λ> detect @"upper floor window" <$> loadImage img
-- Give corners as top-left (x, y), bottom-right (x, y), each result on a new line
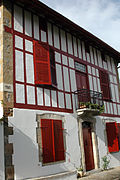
top-left (99, 70), bottom-right (111, 100)
top-left (85, 42), bottom-right (90, 54)
top-left (39, 18), bottom-right (47, 32)
top-left (33, 40), bottom-right (57, 87)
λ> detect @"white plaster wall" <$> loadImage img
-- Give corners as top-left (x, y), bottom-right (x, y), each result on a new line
top-left (15, 50), bottom-right (24, 82)
top-left (56, 64), bottom-right (63, 90)
top-left (25, 11), bottom-right (32, 37)
top-left (63, 67), bottom-right (70, 92)
top-left (41, 30), bottom-right (47, 42)
top-left (73, 37), bottom-right (77, 57)
top-left (60, 30), bottom-right (67, 52)
top-left (16, 83), bottom-right (25, 104)
top-left (78, 39), bottom-right (82, 59)
top-left (33, 15), bottom-right (39, 40)
top-left (47, 23), bottom-right (53, 46)
top-left (53, 26), bottom-right (60, 49)
top-left (14, 5), bottom-right (23, 33)
top-left (0, 123), bottom-right (4, 180)
top-left (81, 42), bottom-right (86, 61)
top-left (67, 33), bottom-right (73, 55)
top-left (9, 108), bottom-right (80, 180)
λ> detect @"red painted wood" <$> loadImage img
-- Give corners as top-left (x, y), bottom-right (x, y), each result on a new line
top-left (106, 122), bottom-right (119, 153)
top-left (99, 70), bottom-right (111, 100)
top-left (82, 124), bottom-right (95, 171)
top-left (33, 40), bottom-right (51, 85)
top-left (117, 123), bottom-right (120, 149)
top-left (41, 119), bottom-right (54, 163)
top-left (53, 120), bottom-right (65, 161)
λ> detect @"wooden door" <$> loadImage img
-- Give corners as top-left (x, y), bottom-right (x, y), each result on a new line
top-left (76, 72), bottom-right (88, 90)
top-left (82, 122), bottom-right (95, 171)
top-left (76, 72), bottom-right (89, 102)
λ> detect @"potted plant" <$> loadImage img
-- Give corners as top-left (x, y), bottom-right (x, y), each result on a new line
top-left (77, 166), bottom-right (84, 178)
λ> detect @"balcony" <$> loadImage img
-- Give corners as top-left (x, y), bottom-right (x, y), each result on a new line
top-left (74, 89), bottom-right (104, 117)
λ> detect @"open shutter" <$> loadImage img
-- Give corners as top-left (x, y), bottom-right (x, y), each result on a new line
top-left (33, 41), bottom-right (51, 85)
top-left (50, 49), bottom-right (57, 87)
top-left (41, 119), bottom-right (54, 163)
top-left (117, 123), bottom-right (120, 149)
top-left (53, 120), bottom-right (65, 161)
top-left (106, 122), bottom-right (119, 153)
top-left (99, 70), bottom-right (111, 100)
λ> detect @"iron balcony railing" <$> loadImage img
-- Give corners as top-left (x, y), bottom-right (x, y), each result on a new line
top-left (74, 89), bottom-right (104, 110)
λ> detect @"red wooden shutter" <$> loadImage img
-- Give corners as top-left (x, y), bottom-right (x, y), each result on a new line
top-left (99, 70), bottom-right (111, 100)
top-left (117, 123), bottom-right (120, 149)
top-left (33, 41), bottom-right (51, 85)
top-left (106, 122), bottom-right (119, 153)
top-left (53, 120), bottom-right (65, 161)
top-left (41, 119), bottom-right (54, 163)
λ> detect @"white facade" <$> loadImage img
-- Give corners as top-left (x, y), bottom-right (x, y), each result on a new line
top-left (2, 2), bottom-right (120, 180)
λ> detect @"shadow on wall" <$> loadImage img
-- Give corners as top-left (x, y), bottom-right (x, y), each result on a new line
top-left (12, 126), bottom-right (71, 180)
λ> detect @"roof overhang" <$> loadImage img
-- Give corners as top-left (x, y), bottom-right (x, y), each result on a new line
top-left (9, 0), bottom-right (120, 62)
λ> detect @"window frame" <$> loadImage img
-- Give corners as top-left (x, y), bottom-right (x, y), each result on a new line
top-left (36, 115), bottom-right (66, 165)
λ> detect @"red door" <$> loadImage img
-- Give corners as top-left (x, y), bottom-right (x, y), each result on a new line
top-left (82, 122), bottom-right (95, 171)
top-left (76, 72), bottom-right (88, 90)
top-left (76, 72), bottom-right (89, 102)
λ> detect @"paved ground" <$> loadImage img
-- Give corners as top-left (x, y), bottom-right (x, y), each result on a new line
top-left (79, 166), bottom-right (120, 180)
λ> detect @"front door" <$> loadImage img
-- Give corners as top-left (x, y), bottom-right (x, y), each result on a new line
top-left (82, 122), bottom-right (95, 171)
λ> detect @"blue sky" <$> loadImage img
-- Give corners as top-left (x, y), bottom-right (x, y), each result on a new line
top-left (40, 0), bottom-right (120, 52)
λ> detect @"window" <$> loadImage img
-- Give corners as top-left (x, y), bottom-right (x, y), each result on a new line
top-left (39, 18), bottom-right (47, 32)
top-left (37, 119), bottom-right (65, 164)
top-left (101, 52), bottom-right (106, 62)
top-left (106, 122), bottom-right (119, 153)
top-left (85, 42), bottom-right (90, 53)
top-left (99, 70), bottom-right (111, 100)
top-left (33, 41), bottom-right (57, 87)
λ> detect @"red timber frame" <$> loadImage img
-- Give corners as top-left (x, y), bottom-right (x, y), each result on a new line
top-left (4, 3), bottom-right (120, 117)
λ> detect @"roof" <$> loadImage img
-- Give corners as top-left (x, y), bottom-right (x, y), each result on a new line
top-left (11, 0), bottom-right (120, 62)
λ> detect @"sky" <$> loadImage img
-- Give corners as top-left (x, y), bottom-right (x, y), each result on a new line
top-left (39, 0), bottom-right (120, 52)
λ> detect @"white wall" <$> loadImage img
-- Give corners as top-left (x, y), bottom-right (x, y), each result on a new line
top-left (9, 108), bottom-right (80, 180)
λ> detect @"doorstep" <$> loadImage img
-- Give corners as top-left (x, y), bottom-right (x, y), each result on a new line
top-left (24, 170), bottom-right (77, 180)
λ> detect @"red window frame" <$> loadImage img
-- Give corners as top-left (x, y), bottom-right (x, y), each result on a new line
top-left (33, 40), bottom-right (57, 87)
top-left (99, 70), bottom-right (111, 101)
top-left (41, 119), bottom-right (65, 164)
top-left (106, 122), bottom-right (119, 153)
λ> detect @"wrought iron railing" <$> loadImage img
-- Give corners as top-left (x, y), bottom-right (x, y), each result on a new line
top-left (74, 89), bottom-right (103, 110)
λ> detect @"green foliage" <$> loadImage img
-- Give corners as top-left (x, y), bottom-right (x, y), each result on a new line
top-left (102, 155), bottom-right (110, 170)
top-left (79, 101), bottom-right (104, 114)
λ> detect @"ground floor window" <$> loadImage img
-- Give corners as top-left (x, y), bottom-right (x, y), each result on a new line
top-left (106, 122), bottom-right (120, 153)
top-left (37, 117), bottom-right (65, 164)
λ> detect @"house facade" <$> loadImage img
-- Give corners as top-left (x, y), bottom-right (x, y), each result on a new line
top-left (0, 0), bottom-right (120, 180)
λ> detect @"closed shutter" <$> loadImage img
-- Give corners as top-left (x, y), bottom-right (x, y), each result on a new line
top-left (117, 123), bottom-right (120, 149)
top-left (106, 122), bottom-right (119, 153)
top-left (41, 119), bottom-right (54, 163)
top-left (53, 120), bottom-right (65, 161)
top-left (33, 41), bottom-right (51, 85)
top-left (99, 70), bottom-right (111, 100)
